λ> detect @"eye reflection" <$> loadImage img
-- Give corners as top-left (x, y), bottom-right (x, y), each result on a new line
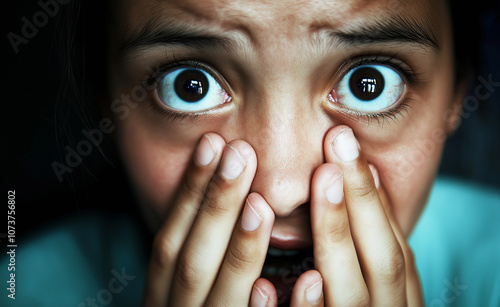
top-left (350, 67), bottom-right (385, 101)
top-left (335, 64), bottom-right (405, 113)
top-left (174, 69), bottom-right (209, 102)
top-left (157, 67), bottom-right (228, 112)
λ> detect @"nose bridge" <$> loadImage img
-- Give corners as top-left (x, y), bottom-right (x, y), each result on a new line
top-left (240, 91), bottom-right (327, 217)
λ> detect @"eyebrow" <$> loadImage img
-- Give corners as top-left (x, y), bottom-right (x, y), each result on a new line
top-left (119, 14), bottom-right (439, 57)
top-left (119, 20), bottom-right (234, 56)
top-left (329, 15), bottom-right (439, 50)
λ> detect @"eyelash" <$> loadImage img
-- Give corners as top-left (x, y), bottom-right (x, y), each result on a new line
top-left (332, 55), bottom-right (423, 123)
top-left (342, 55), bottom-right (423, 86)
top-left (143, 58), bottom-right (210, 123)
top-left (144, 55), bottom-right (422, 124)
top-left (340, 97), bottom-right (414, 126)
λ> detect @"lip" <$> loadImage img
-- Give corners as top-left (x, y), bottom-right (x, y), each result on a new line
top-left (269, 234), bottom-right (312, 250)
top-left (269, 207), bottom-right (313, 250)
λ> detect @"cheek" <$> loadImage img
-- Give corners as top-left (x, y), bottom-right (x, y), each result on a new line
top-left (360, 51), bottom-right (456, 236)
top-left (116, 116), bottom-right (194, 221)
top-left (371, 139), bottom-right (443, 237)
top-left (362, 93), bottom-right (453, 236)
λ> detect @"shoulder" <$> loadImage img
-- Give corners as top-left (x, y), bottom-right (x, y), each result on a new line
top-left (0, 210), bottom-right (149, 306)
top-left (410, 176), bottom-right (500, 307)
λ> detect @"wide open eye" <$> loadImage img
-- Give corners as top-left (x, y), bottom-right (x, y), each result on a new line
top-left (334, 65), bottom-right (405, 113)
top-left (157, 67), bottom-right (229, 112)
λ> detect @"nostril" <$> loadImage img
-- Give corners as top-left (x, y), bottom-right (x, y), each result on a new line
top-left (270, 201), bottom-right (310, 218)
top-left (287, 202), bottom-right (310, 218)
top-left (270, 203), bottom-right (313, 250)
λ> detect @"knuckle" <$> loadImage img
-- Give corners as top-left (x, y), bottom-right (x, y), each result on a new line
top-left (200, 196), bottom-right (232, 218)
top-left (341, 286), bottom-right (370, 307)
top-left (199, 179), bottom-right (233, 218)
top-left (175, 252), bottom-right (206, 291)
top-left (351, 184), bottom-right (378, 200)
top-left (203, 176), bottom-right (225, 200)
top-left (325, 218), bottom-right (350, 244)
top-left (355, 294), bottom-right (370, 307)
top-left (376, 247), bottom-right (406, 284)
top-left (181, 179), bottom-right (201, 200)
top-left (151, 236), bottom-right (177, 270)
top-left (225, 241), bottom-right (256, 274)
top-left (205, 301), bottom-right (232, 307)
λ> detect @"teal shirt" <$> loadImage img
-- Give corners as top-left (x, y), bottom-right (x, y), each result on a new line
top-left (1, 177), bottom-right (499, 306)
top-left (0, 212), bottom-right (148, 307)
top-left (409, 177), bottom-right (500, 306)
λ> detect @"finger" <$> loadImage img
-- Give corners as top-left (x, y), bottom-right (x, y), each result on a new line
top-left (325, 126), bottom-right (407, 306)
top-left (251, 278), bottom-right (278, 307)
top-left (290, 270), bottom-right (324, 307)
top-left (375, 171), bottom-right (424, 307)
top-left (310, 163), bottom-right (369, 306)
top-left (403, 245), bottom-right (424, 307)
top-left (143, 133), bottom-right (225, 307)
top-left (169, 140), bottom-right (258, 306)
top-left (206, 193), bottom-right (275, 306)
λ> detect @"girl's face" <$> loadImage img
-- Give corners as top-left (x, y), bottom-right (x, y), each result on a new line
top-left (107, 0), bottom-right (462, 237)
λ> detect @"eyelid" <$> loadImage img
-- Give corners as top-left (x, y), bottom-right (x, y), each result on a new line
top-left (328, 56), bottom-right (416, 123)
top-left (334, 55), bottom-right (420, 86)
top-left (329, 83), bottom-right (408, 115)
top-left (148, 60), bottom-right (233, 117)
top-left (335, 97), bottom-right (414, 125)
top-left (148, 60), bottom-right (232, 92)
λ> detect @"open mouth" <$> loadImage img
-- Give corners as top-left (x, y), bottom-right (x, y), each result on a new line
top-left (261, 246), bottom-right (315, 306)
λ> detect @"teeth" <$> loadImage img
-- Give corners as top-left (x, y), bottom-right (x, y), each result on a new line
top-left (267, 247), bottom-right (300, 257)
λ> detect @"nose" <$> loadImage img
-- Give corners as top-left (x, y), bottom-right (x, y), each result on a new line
top-left (234, 93), bottom-right (332, 217)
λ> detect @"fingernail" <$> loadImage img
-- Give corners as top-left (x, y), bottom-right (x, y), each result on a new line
top-left (241, 199), bottom-right (262, 231)
top-left (332, 129), bottom-right (359, 162)
top-left (195, 135), bottom-right (216, 166)
top-left (369, 164), bottom-right (380, 189)
top-left (305, 279), bottom-right (323, 305)
top-left (251, 284), bottom-right (268, 307)
top-left (325, 173), bottom-right (343, 204)
top-left (220, 144), bottom-right (246, 180)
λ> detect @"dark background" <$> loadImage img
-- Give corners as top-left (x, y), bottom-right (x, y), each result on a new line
top-left (1, 1), bottom-right (500, 245)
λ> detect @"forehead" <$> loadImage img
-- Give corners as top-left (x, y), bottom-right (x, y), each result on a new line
top-left (112, 0), bottom-right (439, 41)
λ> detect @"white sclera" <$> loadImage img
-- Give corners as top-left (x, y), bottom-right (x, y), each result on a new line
top-left (336, 64), bottom-right (405, 113)
top-left (158, 67), bottom-right (225, 112)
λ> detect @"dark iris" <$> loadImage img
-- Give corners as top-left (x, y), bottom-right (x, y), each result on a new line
top-left (174, 69), bottom-right (209, 102)
top-left (349, 67), bottom-right (385, 101)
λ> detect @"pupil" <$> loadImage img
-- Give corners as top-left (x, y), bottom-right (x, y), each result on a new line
top-left (349, 67), bottom-right (385, 101)
top-left (174, 69), bottom-right (209, 102)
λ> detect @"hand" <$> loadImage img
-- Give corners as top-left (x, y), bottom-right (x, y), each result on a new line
top-left (141, 134), bottom-right (277, 306)
top-left (290, 125), bottom-right (424, 306)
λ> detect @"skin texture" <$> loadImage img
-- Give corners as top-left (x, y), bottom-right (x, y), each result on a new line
top-left (105, 0), bottom-right (465, 305)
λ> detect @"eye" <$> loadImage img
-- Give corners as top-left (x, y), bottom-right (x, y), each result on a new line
top-left (333, 64), bottom-right (405, 113)
top-left (157, 67), bottom-right (229, 112)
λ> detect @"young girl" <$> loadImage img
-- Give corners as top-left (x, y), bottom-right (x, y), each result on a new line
top-left (3, 0), bottom-right (500, 306)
